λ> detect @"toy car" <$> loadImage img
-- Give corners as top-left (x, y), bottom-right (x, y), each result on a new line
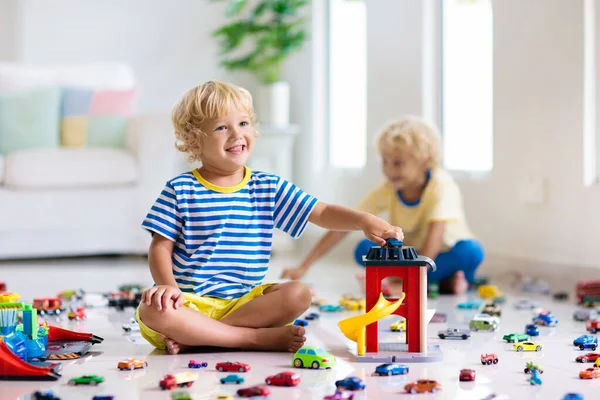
top-left (503, 333), bottom-right (529, 343)
top-left (514, 341), bottom-right (543, 352)
top-left (524, 362), bottom-right (543, 374)
top-left (529, 368), bottom-right (542, 385)
top-left (438, 328), bottom-right (471, 340)
top-left (554, 291), bottom-right (569, 301)
top-left (335, 376), bottom-right (365, 391)
top-left (188, 360), bottom-right (208, 368)
top-left (339, 295), bottom-right (366, 311)
top-left (525, 323), bottom-right (540, 336)
top-left (117, 358), bottom-right (148, 370)
top-left (574, 335), bottom-right (598, 350)
top-left (312, 298), bottom-right (327, 307)
top-left (576, 352), bottom-right (600, 363)
top-left (457, 299), bottom-right (483, 309)
top-left (68, 375), bottom-right (105, 386)
top-left (92, 396), bottom-right (114, 400)
top-left (170, 390), bottom-right (192, 400)
top-left (122, 318), bottom-right (140, 332)
top-left (579, 366), bottom-right (600, 379)
top-left (390, 319), bottom-right (406, 332)
top-left (374, 363), bottom-right (409, 376)
top-left (478, 285), bottom-right (504, 299)
top-left (216, 361), bottom-right (250, 372)
top-left (428, 282), bottom-right (439, 298)
top-left (220, 374), bottom-right (245, 384)
top-left (533, 312), bottom-right (558, 326)
top-left (561, 394), bottom-right (584, 400)
top-left (237, 385), bottom-right (270, 398)
top-left (480, 353), bottom-right (499, 365)
top-left (469, 314), bottom-right (500, 331)
top-left (67, 306), bottom-right (86, 321)
top-left (33, 297), bottom-right (65, 316)
top-left (514, 299), bottom-right (538, 310)
top-left (587, 319), bottom-right (600, 333)
top-left (522, 278), bottom-right (551, 294)
top-left (574, 308), bottom-right (598, 321)
top-left (305, 312), bottom-right (319, 320)
top-left (459, 368), bottom-right (475, 381)
top-left (404, 379), bottom-right (442, 394)
top-left (32, 391), bottom-right (61, 400)
top-left (292, 346), bottom-right (336, 369)
top-left (265, 371), bottom-right (300, 386)
top-left (215, 395), bottom-right (233, 400)
top-left (319, 304), bottom-right (344, 312)
top-left (294, 319), bottom-right (308, 326)
top-left (323, 391), bottom-right (355, 400)
top-left (482, 303), bottom-right (501, 317)
top-left (160, 372), bottom-right (198, 390)
top-left (431, 312), bottom-right (447, 323)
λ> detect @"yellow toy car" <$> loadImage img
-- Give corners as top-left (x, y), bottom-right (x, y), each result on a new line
top-left (339, 295), bottom-right (366, 311)
top-left (390, 319), bottom-right (407, 332)
top-left (513, 341), bottom-right (543, 352)
top-left (215, 395), bottom-right (233, 400)
top-left (478, 285), bottom-right (504, 299)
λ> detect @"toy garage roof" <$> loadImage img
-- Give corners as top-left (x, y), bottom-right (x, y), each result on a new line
top-left (363, 245), bottom-right (436, 271)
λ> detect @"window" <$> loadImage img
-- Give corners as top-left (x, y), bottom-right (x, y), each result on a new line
top-left (441, 0), bottom-right (494, 173)
top-left (328, 0), bottom-right (367, 168)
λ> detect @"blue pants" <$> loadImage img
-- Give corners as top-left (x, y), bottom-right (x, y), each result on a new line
top-left (354, 238), bottom-right (485, 284)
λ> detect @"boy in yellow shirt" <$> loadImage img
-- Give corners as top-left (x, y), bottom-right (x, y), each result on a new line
top-left (282, 116), bottom-right (484, 294)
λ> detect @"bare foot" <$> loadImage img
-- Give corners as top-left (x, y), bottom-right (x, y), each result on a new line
top-left (250, 325), bottom-right (306, 352)
top-left (440, 271), bottom-right (468, 295)
top-left (165, 337), bottom-right (190, 355)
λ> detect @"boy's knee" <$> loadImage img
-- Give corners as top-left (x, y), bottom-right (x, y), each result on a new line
top-left (138, 302), bottom-right (171, 330)
top-left (280, 281), bottom-right (312, 312)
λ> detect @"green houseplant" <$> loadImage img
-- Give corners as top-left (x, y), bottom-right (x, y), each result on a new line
top-left (211, 0), bottom-right (309, 125)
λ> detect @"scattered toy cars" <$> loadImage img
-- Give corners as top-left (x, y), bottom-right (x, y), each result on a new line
top-left (68, 375), bottom-right (105, 386)
top-left (404, 379), bottom-right (442, 394)
top-left (459, 369), bottom-right (476, 381)
top-left (480, 354), bottom-right (499, 365)
top-left (237, 385), bottom-right (270, 398)
top-left (574, 335), bottom-right (598, 350)
top-left (220, 374), bottom-right (245, 384)
top-left (438, 328), bottom-right (471, 340)
top-left (216, 361), bottom-right (250, 372)
top-left (374, 363), bottom-right (409, 376)
top-left (524, 362), bottom-right (543, 374)
top-left (514, 341), bottom-right (543, 352)
top-left (292, 346), bottom-right (336, 369)
top-left (335, 376), bottom-right (366, 391)
top-left (390, 319), bottom-right (406, 332)
top-left (525, 324), bottom-right (540, 336)
top-left (503, 333), bottom-right (529, 343)
top-left (188, 360), bottom-right (208, 369)
top-left (117, 358), bottom-right (148, 371)
top-left (576, 352), bottom-right (600, 363)
top-left (579, 367), bottom-right (600, 379)
top-left (265, 371), bottom-right (301, 386)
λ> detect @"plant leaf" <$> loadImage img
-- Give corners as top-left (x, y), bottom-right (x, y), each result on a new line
top-left (225, 0), bottom-right (247, 17)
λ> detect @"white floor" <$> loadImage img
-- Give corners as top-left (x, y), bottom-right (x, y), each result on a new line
top-left (0, 254), bottom-right (596, 400)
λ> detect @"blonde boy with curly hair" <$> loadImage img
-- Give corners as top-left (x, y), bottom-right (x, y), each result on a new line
top-left (137, 81), bottom-right (404, 354)
top-left (282, 116), bottom-right (484, 294)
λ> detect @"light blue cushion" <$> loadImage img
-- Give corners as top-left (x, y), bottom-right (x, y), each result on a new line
top-left (0, 87), bottom-right (61, 154)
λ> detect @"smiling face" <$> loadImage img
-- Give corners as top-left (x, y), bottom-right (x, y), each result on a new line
top-left (198, 104), bottom-right (256, 175)
top-left (381, 145), bottom-right (429, 191)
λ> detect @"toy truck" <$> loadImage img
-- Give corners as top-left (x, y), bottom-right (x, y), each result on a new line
top-left (159, 372), bottom-right (198, 390)
top-left (587, 319), bottom-right (600, 333)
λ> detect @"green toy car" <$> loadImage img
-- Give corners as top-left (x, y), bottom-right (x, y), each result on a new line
top-left (503, 333), bottom-right (530, 343)
top-left (524, 361), bottom-right (543, 374)
top-left (68, 375), bottom-right (105, 386)
top-left (171, 390), bottom-right (192, 400)
top-left (292, 346), bottom-right (336, 369)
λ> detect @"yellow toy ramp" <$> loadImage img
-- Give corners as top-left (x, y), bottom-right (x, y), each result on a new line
top-left (338, 292), bottom-right (405, 342)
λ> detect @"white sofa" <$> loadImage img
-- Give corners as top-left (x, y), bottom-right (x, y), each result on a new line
top-left (0, 63), bottom-right (182, 259)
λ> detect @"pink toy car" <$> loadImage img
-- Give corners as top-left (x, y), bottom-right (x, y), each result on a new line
top-left (323, 391), bottom-right (354, 400)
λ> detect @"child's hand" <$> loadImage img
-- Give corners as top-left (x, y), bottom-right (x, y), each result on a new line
top-left (280, 266), bottom-right (308, 280)
top-left (141, 285), bottom-right (185, 312)
top-left (359, 213), bottom-right (404, 245)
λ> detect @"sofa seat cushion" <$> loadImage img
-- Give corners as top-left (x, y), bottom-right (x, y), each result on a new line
top-left (0, 154), bottom-right (4, 183)
top-left (4, 148), bottom-right (138, 189)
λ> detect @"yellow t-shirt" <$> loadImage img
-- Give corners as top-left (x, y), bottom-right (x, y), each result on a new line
top-left (357, 168), bottom-right (474, 251)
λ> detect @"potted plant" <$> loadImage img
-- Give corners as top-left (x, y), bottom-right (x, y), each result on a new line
top-left (211, 0), bottom-right (308, 126)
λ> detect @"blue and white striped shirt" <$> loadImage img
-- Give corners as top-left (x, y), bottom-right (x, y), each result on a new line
top-left (142, 167), bottom-right (318, 299)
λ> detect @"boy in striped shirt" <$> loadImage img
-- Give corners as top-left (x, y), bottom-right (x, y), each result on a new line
top-left (137, 81), bottom-right (404, 354)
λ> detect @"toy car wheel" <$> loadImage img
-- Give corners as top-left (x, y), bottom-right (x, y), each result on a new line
top-left (238, 367), bottom-right (245, 372)
top-left (218, 367), bottom-right (224, 372)
top-left (471, 326), bottom-right (478, 331)
top-left (410, 388), bottom-right (417, 394)
top-left (462, 335), bottom-right (469, 340)
top-left (68, 379), bottom-right (76, 386)
top-left (582, 357), bottom-right (588, 363)
top-left (580, 345), bottom-right (585, 350)
top-left (512, 339), bottom-right (518, 343)
top-left (524, 368), bottom-right (530, 373)
top-left (90, 380), bottom-right (98, 386)
top-left (438, 334), bottom-right (445, 339)
top-left (536, 346), bottom-right (542, 352)
top-left (266, 380), bottom-right (271, 385)
top-left (593, 346), bottom-right (597, 351)
top-left (539, 369), bottom-right (543, 374)
top-left (517, 346), bottom-right (523, 352)
top-left (129, 365), bottom-right (135, 370)
top-left (187, 382), bottom-right (193, 387)
top-left (220, 379), bottom-right (225, 384)
top-left (493, 359), bottom-right (498, 364)
top-left (143, 362), bottom-right (148, 368)
top-left (432, 387), bottom-right (439, 393)
top-left (293, 358), bottom-right (303, 368)
top-left (388, 371), bottom-right (393, 376)
top-left (487, 360), bottom-right (492, 365)
top-left (311, 361), bottom-right (320, 369)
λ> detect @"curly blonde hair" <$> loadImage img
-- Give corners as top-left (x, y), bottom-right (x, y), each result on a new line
top-left (172, 80), bottom-right (258, 162)
top-left (376, 116), bottom-right (442, 168)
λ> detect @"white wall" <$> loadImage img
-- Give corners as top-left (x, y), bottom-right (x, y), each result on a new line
top-left (5, 0), bottom-right (255, 111)
top-left (0, 0), bottom-right (19, 61)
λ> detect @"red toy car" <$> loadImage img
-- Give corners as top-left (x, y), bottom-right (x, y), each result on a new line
top-left (576, 352), bottom-right (600, 363)
top-left (265, 371), bottom-right (300, 386)
top-left (68, 307), bottom-right (86, 321)
top-left (480, 353), bottom-right (499, 365)
top-left (459, 368), bottom-right (476, 381)
top-left (237, 385), bottom-right (270, 397)
top-left (587, 320), bottom-right (600, 333)
top-left (216, 361), bottom-right (250, 372)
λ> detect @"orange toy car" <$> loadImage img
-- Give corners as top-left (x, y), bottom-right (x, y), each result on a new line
top-left (580, 367), bottom-right (600, 379)
top-left (404, 379), bottom-right (442, 394)
top-left (118, 358), bottom-right (148, 371)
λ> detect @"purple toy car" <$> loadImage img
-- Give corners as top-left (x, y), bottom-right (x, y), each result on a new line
top-left (323, 391), bottom-right (354, 400)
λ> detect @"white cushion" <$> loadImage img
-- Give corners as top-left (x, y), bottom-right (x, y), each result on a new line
top-left (0, 154), bottom-right (4, 183)
top-left (0, 63), bottom-right (58, 93)
top-left (4, 148), bottom-right (138, 189)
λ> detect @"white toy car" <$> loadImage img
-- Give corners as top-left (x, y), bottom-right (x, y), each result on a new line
top-left (514, 299), bottom-right (538, 310)
top-left (122, 318), bottom-right (140, 332)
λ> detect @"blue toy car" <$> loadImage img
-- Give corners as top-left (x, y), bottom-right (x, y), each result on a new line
top-left (305, 312), bottom-right (319, 320)
top-left (220, 374), bottom-right (245, 384)
top-left (525, 324), bottom-right (540, 336)
top-left (294, 319), bottom-right (308, 326)
top-left (529, 369), bottom-right (542, 385)
top-left (32, 391), bottom-right (61, 400)
top-left (92, 396), bottom-right (114, 400)
top-left (533, 313), bottom-right (558, 326)
top-left (574, 335), bottom-right (598, 350)
top-left (335, 376), bottom-right (366, 391)
top-left (561, 393), bottom-right (584, 400)
top-left (374, 363), bottom-right (409, 376)
top-left (385, 238), bottom-right (403, 247)
top-left (457, 299), bottom-right (483, 309)
top-left (188, 360), bottom-right (208, 368)
top-left (319, 304), bottom-right (344, 312)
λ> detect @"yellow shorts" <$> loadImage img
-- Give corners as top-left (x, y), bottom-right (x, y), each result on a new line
top-left (136, 283), bottom-right (276, 349)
